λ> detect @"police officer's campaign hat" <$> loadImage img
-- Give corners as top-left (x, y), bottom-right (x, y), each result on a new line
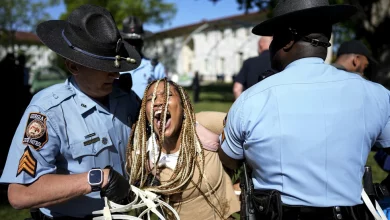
top-left (121, 16), bottom-right (153, 40)
top-left (252, 0), bottom-right (357, 36)
top-left (36, 4), bottom-right (141, 72)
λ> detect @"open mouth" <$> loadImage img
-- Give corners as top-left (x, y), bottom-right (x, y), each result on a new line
top-left (154, 109), bottom-right (171, 130)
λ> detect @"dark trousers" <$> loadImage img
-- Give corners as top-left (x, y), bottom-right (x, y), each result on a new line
top-left (281, 204), bottom-right (374, 220)
top-left (27, 209), bottom-right (93, 220)
top-left (193, 87), bottom-right (200, 103)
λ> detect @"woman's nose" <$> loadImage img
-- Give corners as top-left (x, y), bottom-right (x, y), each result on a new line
top-left (153, 97), bottom-right (163, 106)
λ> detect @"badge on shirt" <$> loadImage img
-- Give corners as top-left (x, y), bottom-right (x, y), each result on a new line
top-left (17, 147), bottom-right (37, 178)
top-left (22, 113), bottom-right (48, 150)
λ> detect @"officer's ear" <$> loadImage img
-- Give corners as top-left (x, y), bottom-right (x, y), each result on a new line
top-left (65, 60), bottom-right (80, 75)
top-left (283, 40), bottom-right (295, 52)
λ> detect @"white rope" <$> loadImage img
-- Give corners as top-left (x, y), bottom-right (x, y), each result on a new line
top-left (92, 185), bottom-right (180, 220)
top-left (361, 188), bottom-right (388, 220)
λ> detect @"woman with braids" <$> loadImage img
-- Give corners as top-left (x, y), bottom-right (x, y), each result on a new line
top-left (126, 78), bottom-right (240, 220)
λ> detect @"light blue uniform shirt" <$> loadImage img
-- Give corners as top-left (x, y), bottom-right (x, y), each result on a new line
top-left (0, 77), bottom-right (140, 218)
top-left (120, 58), bottom-right (166, 98)
top-left (221, 58), bottom-right (390, 207)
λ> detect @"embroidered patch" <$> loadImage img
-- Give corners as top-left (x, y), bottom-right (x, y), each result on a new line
top-left (23, 113), bottom-right (48, 150)
top-left (17, 147), bottom-right (37, 178)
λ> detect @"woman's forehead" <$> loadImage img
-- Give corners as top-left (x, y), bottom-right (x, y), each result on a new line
top-left (146, 82), bottom-right (178, 97)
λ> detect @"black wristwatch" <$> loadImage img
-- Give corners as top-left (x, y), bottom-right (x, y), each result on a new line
top-left (88, 168), bottom-right (103, 192)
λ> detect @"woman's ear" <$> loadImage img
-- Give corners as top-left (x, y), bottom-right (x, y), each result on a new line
top-left (65, 60), bottom-right (80, 75)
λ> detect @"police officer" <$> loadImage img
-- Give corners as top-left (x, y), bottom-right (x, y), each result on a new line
top-left (218, 0), bottom-right (390, 219)
top-left (332, 40), bottom-right (378, 78)
top-left (0, 4), bottom-right (141, 219)
top-left (120, 16), bottom-right (166, 99)
top-left (233, 36), bottom-right (274, 99)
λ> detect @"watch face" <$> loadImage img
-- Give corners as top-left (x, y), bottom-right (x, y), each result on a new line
top-left (88, 169), bottom-right (102, 186)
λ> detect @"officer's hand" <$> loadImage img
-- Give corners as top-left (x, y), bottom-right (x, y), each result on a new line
top-left (101, 166), bottom-right (131, 204)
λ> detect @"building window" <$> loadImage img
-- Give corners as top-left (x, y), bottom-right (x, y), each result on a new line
top-left (220, 57), bottom-right (225, 73)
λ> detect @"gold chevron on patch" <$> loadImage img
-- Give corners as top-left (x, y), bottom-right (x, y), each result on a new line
top-left (17, 147), bottom-right (37, 178)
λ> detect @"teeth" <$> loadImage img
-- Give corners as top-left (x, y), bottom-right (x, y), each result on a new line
top-left (154, 110), bottom-right (162, 116)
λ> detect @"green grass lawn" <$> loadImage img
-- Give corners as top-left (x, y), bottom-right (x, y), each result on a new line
top-left (0, 82), bottom-right (388, 220)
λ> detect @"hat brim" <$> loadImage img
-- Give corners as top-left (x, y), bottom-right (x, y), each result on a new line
top-left (36, 20), bottom-right (141, 72)
top-left (252, 5), bottom-right (357, 36)
top-left (120, 30), bottom-right (153, 40)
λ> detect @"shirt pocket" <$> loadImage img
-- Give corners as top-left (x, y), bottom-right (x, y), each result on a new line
top-left (69, 131), bottom-right (113, 159)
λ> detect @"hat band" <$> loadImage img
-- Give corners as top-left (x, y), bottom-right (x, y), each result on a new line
top-left (289, 28), bottom-right (331, 48)
top-left (61, 30), bottom-right (137, 68)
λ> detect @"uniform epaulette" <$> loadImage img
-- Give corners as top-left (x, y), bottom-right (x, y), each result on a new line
top-left (30, 84), bottom-right (75, 111)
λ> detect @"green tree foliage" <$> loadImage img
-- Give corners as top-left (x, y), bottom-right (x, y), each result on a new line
top-left (61, 0), bottom-right (177, 28)
top-left (0, 0), bottom-right (60, 52)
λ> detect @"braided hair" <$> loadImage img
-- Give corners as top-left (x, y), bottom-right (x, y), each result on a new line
top-left (126, 78), bottom-right (205, 195)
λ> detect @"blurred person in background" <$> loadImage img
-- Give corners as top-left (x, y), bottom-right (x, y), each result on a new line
top-left (332, 39), bottom-right (377, 79)
top-left (120, 16), bottom-right (166, 99)
top-left (1, 53), bottom-right (19, 175)
top-left (16, 54), bottom-right (33, 111)
top-left (233, 36), bottom-right (274, 99)
top-left (192, 71), bottom-right (201, 103)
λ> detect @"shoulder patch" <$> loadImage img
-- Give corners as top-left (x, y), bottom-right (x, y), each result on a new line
top-left (17, 147), bottom-right (37, 178)
top-left (23, 113), bottom-right (48, 150)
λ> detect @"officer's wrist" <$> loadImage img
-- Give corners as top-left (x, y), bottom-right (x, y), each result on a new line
top-left (102, 168), bottom-right (110, 189)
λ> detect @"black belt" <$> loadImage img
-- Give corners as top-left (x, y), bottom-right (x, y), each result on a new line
top-left (30, 209), bottom-right (94, 220)
top-left (281, 204), bottom-right (373, 220)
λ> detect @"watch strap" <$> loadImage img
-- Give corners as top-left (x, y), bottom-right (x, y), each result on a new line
top-left (91, 185), bottom-right (101, 192)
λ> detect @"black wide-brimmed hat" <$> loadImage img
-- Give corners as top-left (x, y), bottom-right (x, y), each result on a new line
top-left (252, 0), bottom-right (357, 36)
top-left (36, 4), bottom-right (141, 72)
top-left (121, 16), bottom-right (153, 40)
